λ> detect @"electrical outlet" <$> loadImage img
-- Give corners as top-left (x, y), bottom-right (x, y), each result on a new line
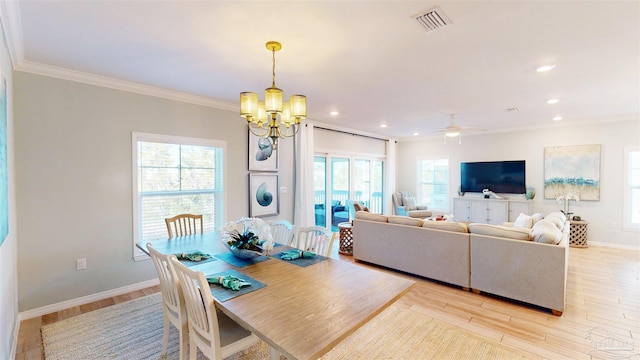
top-left (76, 258), bottom-right (87, 270)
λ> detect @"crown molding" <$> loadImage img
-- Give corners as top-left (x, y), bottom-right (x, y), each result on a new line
top-left (0, 0), bottom-right (24, 67)
top-left (15, 60), bottom-right (239, 111)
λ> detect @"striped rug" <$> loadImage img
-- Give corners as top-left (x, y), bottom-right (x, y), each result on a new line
top-left (42, 293), bottom-right (526, 359)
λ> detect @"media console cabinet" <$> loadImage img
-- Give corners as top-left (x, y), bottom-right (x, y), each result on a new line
top-left (453, 197), bottom-right (532, 224)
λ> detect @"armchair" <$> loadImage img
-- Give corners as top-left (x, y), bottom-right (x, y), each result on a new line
top-left (392, 191), bottom-right (432, 218)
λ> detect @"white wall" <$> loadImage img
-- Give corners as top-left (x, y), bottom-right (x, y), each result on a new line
top-left (396, 118), bottom-right (640, 249)
top-left (0, 16), bottom-right (17, 360)
top-left (13, 71), bottom-right (295, 311)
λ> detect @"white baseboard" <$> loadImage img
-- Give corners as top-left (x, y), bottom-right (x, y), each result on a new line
top-left (589, 241), bottom-right (640, 251)
top-left (17, 278), bottom-right (160, 322)
top-left (10, 318), bottom-right (19, 360)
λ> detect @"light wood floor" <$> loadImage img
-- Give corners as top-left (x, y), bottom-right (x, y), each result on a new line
top-left (15, 245), bottom-right (640, 360)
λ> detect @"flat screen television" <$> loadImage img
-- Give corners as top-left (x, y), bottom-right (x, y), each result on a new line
top-left (460, 160), bottom-right (526, 194)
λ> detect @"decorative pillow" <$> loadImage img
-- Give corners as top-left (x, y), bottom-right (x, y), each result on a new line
top-left (403, 196), bottom-right (417, 211)
top-left (531, 219), bottom-right (562, 244)
top-left (355, 211), bottom-right (388, 222)
top-left (545, 212), bottom-right (566, 230)
top-left (388, 215), bottom-right (424, 227)
top-left (468, 223), bottom-right (532, 241)
top-left (513, 213), bottom-right (533, 228)
top-left (531, 213), bottom-right (544, 225)
top-left (546, 211), bottom-right (566, 223)
top-left (422, 221), bottom-right (469, 233)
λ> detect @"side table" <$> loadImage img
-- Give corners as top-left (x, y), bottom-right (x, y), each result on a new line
top-left (568, 220), bottom-right (588, 248)
top-left (337, 222), bottom-right (354, 255)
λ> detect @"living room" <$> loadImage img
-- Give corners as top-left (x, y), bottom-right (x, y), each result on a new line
top-left (1, 2), bottom-right (639, 359)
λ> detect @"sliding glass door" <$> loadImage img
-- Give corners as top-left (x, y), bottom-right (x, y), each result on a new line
top-left (314, 154), bottom-right (384, 231)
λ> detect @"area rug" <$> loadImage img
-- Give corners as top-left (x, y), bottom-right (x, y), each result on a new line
top-left (41, 293), bottom-right (269, 360)
top-left (42, 293), bottom-right (525, 359)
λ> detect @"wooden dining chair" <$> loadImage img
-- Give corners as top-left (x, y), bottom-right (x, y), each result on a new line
top-left (165, 214), bottom-right (203, 238)
top-left (268, 220), bottom-right (296, 247)
top-left (146, 243), bottom-right (188, 360)
top-left (295, 226), bottom-right (337, 257)
top-left (170, 257), bottom-right (259, 360)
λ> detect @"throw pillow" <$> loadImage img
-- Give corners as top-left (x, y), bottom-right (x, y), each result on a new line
top-left (403, 196), bottom-right (418, 210)
top-left (531, 212), bottom-right (544, 225)
top-left (531, 219), bottom-right (562, 244)
top-left (513, 213), bottom-right (533, 228)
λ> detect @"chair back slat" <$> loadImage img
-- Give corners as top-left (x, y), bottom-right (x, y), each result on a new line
top-left (165, 214), bottom-right (203, 238)
top-left (171, 257), bottom-right (223, 358)
top-left (269, 220), bottom-right (296, 247)
top-left (295, 226), bottom-right (336, 257)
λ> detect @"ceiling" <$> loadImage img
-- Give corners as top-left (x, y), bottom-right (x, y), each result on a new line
top-left (3, 1), bottom-right (639, 140)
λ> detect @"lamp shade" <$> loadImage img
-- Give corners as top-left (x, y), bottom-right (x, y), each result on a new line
top-left (240, 92), bottom-right (258, 118)
top-left (290, 94), bottom-right (307, 118)
top-left (265, 87), bottom-right (283, 113)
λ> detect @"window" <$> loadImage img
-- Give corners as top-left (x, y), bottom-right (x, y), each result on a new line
top-left (417, 158), bottom-right (449, 212)
top-left (624, 146), bottom-right (640, 231)
top-left (132, 132), bottom-right (225, 259)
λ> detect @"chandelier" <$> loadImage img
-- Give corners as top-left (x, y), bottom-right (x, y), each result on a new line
top-left (240, 41), bottom-right (306, 149)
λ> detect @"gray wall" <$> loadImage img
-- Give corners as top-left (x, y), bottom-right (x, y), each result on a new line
top-left (396, 118), bottom-right (640, 248)
top-left (14, 71), bottom-right (294, 311)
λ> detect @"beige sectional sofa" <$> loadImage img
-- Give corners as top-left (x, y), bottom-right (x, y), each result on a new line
top-left (352, 211), bottom-right (570, 315)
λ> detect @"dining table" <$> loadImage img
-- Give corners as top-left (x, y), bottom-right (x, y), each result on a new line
top-left (138, 232), bottom-right (415, 360)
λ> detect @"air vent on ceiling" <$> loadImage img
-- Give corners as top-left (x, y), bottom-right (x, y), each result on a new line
top-left (415, 7), bottom-right (451, 33)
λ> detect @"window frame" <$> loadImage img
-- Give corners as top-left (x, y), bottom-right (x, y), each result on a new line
top-left (131, 132), bottom-right (226, 260)
top-left (623, 145), bottom-right (640, 231)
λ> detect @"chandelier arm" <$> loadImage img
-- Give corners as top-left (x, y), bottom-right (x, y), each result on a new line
top-left (277, 123), bottom-right (300, 138)
top-left (248, 123), bottom-right (270, 138)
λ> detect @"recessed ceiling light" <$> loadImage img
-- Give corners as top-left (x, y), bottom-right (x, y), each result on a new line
top-left (330, 111), bottom-right (339, 116)
top-left (413, 132), bottom-right (419, 136)
top-left (536, 64), bottom-right (556, 72)
top-left (553, 116), bottom-right (563, 121)
top-left (547, 98), bottom-right (559, 104)
top-left (380, 124), bottom-right (387, 128)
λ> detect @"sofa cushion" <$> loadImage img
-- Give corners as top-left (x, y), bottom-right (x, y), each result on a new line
top-left (355, 211), bottom-right (388, 222)
top-left (514, 213), bottom-right (533, 228)
top-left (422, 221), bottom-right (468, 233)
top-left (403, 196), bottom-right (417, 210)
top-left (468, 223), bottom-right (531, 241)
top-left (388, 215), bottom-right (423, 227)
top-left (531, 219), bottom-right (563, 244)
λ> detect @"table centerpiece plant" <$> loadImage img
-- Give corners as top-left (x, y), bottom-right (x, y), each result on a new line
top-left (222, 217), bottom-right (274, 259)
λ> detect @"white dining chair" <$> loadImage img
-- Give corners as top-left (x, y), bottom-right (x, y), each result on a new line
top-left (295, 226), bottom-right (337, 257)
top-left (268, 220), bottom-right (296, 247)
top-left (146, 243), bottom-right (188, 360)
top-left (170, 257), bottom-right (259, 360)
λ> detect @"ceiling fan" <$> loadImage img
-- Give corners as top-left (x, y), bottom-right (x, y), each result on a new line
top-left (428, 114), bottom-right (486, 143)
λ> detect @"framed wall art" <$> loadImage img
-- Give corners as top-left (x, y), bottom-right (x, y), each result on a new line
top-left (544, 144), bottom-right (601, 200)
top-left (249, 172), bottom-right (279, 217)
top-left (248, 132), bottom-right (278, 171)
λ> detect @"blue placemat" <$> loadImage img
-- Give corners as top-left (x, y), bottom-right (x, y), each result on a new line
top-left (206, 269), bottom-right (266, 302)
top-left (214, 252), bottom-right (270, 268)
top-left (173, 250), bottom-right (217, 267)
top-left (276, 251), bottom-right (329, 267)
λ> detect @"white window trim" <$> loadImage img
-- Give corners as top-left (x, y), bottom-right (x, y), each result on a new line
top-left (623, 145), bottom-right (639, 232)
top-left (131, 132), bottom-right (227, 260)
